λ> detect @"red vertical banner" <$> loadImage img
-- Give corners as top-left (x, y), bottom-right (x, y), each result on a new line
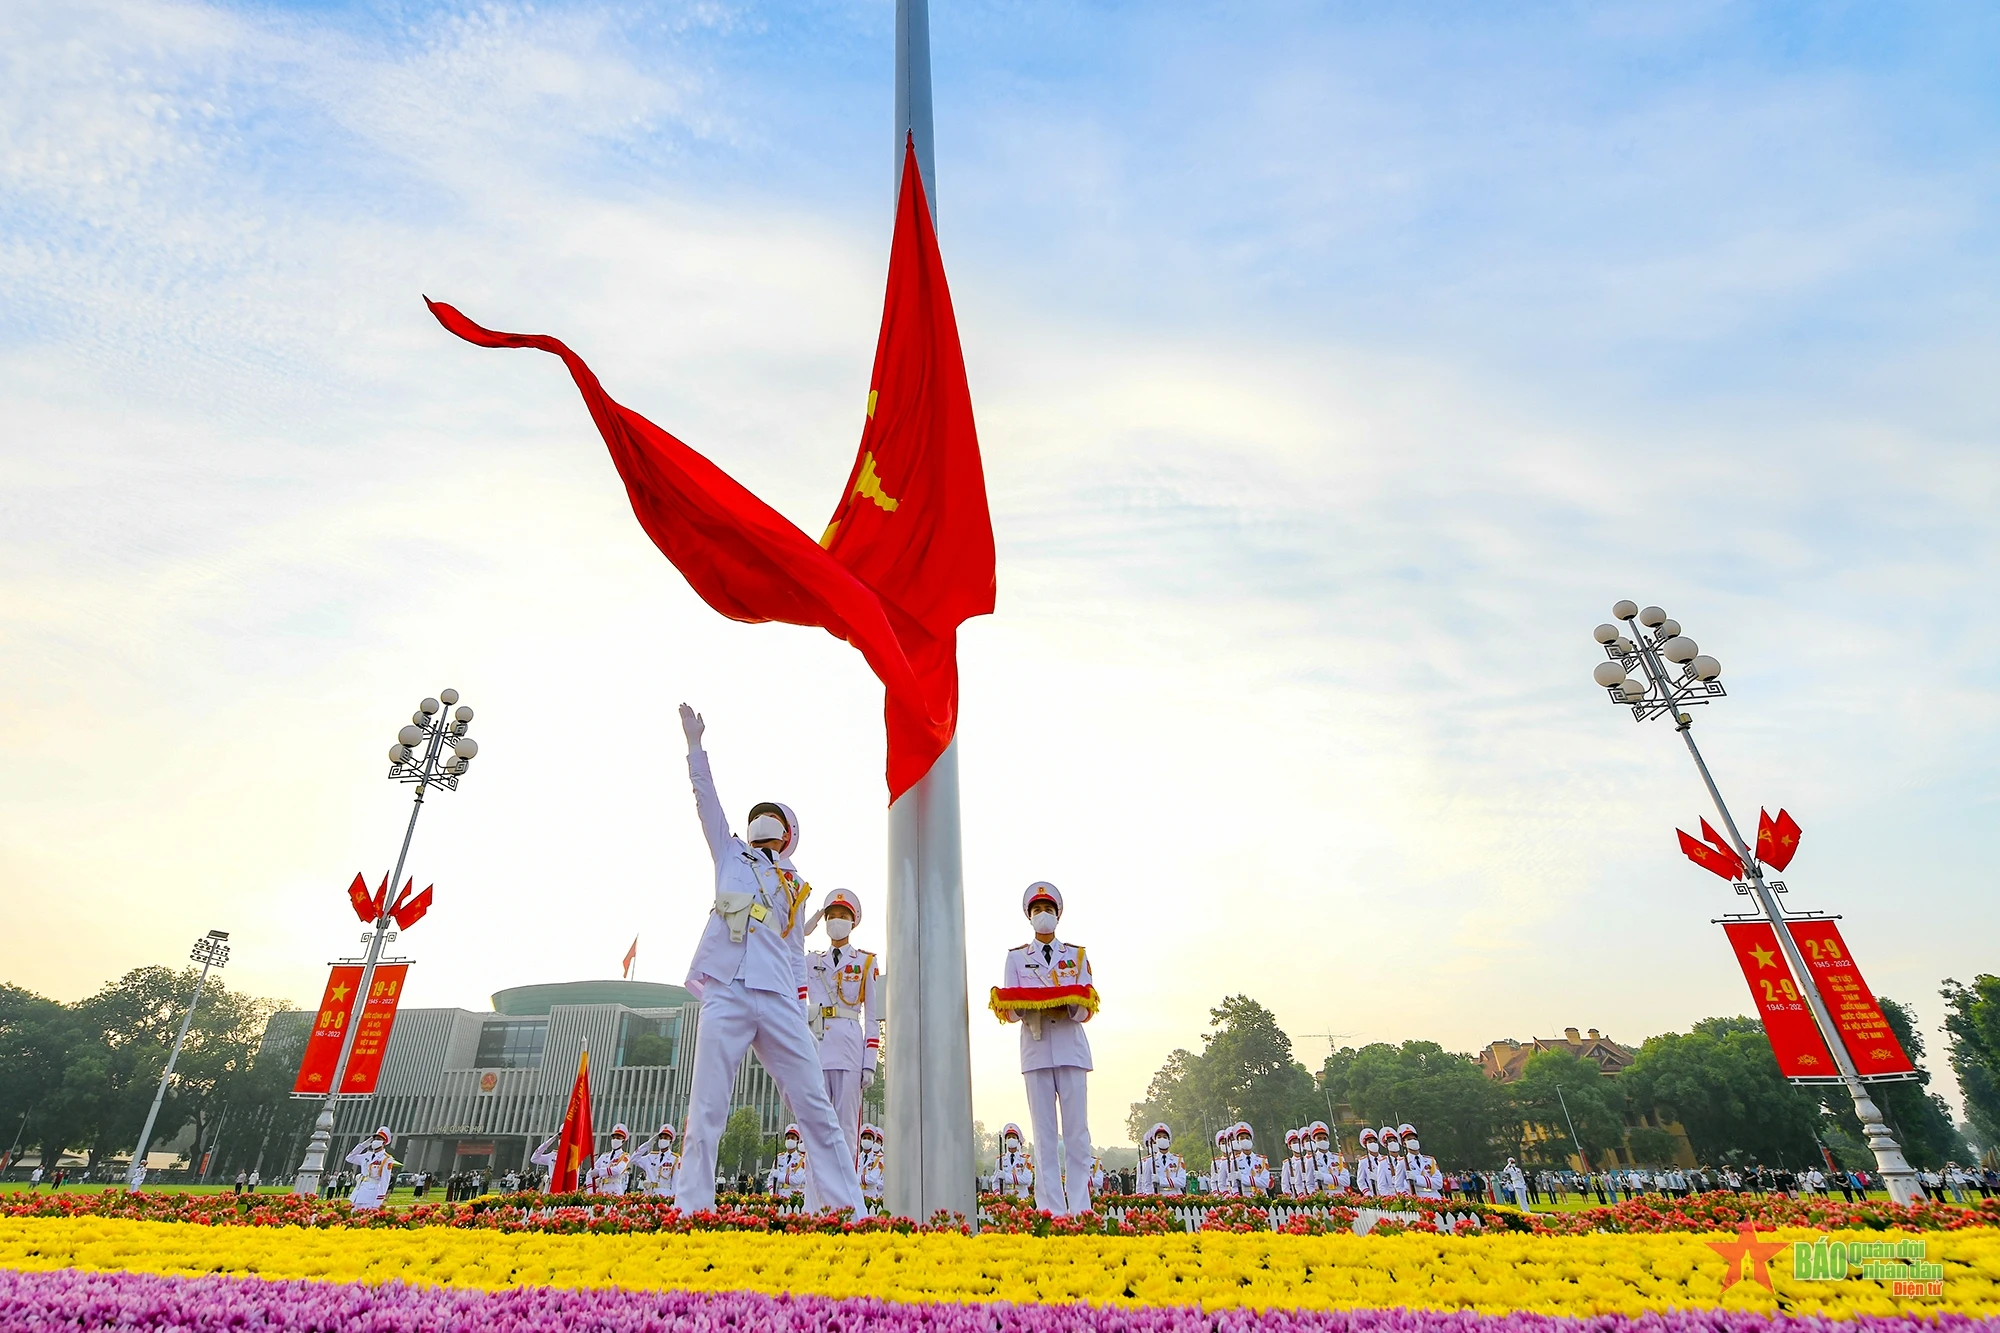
top-left (290, 963), bottom-right (410, 1096)
top-left (1784, 920), bottom-right (1914, 1077)
top-left (293, 965), bottom-right (363, 1094)
top-left (1722, 922), bottom-right (1836, 1078)
top-left (339, 964), bottom-right (409, 1094)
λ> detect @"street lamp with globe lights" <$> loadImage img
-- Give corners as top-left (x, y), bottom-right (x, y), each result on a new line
top-left (291, 688), bottom-right (480, 1196)
top-left (126, 930), bottom-right (230, 1191)
top-left (1590, 602), bottom-right (1920, 1205)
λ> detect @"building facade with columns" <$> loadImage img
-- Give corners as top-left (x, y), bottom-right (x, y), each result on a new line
top-left (266, 979), bottom-right (788, 1177)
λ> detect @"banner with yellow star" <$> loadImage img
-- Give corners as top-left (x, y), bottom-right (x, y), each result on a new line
top-left (1721, 921), bottom-right (1835, 1079)
top-left (290, 963), bottom-right (410, 1096)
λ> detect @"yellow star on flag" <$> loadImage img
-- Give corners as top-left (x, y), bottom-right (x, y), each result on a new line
top-left (1747, 944), bottom-right (1777, 969)
top-left (328, 982), bottom-right (351, 1003)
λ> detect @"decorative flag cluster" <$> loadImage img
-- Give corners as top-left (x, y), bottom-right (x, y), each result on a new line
top-left (430, 137), bottom-right (994, 802)
top-left (342, 872), bottom-right (433, 930)
top-left (1676, 809), bottom-right (1802, 882)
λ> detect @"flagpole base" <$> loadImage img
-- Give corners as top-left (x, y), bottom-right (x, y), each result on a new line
top-left (885, 739), bottom-right (975, 1227)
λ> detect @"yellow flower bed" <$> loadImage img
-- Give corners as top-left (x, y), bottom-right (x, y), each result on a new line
top-left (2, 1217), bottom-right (1995, 1317)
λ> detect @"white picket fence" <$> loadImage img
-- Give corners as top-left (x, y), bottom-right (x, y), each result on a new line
top-left (772, 1198), bottom-right (1486, 1234)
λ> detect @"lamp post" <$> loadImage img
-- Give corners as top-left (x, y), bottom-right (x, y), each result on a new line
top-left (291, 688), bottom-right (479, 1196)
top-left (127, 930), bottom-right (230, 1191)
top-left (1588, 601), bottom-right (1920, 1205)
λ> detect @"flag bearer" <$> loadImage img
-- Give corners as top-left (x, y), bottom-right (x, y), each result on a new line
top-left (994, 882), bottom-right (1097, 1216)
top-left (804, 888), bottom-right (881, 1168)
top-left (673, 705), bottom-right (862, 1215)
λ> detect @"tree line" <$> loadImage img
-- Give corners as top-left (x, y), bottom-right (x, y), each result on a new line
top-left (0, 969), bottom-right (315, 1178)
top-left (1128, 989), bottom-right (1992, 1173)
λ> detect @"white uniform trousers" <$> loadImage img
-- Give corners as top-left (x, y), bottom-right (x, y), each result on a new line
top-left (675, 978), bottom-right (862, 1214)
top-left (823, 1068), bottom-right (864, 1164)
top-left (1024, 1064), bottom-right (1092, 1216)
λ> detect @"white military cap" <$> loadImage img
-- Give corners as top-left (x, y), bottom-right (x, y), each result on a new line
top-left (1397, 1122), bottom-right (1417, 1139)
top-left (1022, 882), bottom-right (1063, 915)
top-left (610, 1122), bottom-right (628, 1139)
top-left (820, 887), bottom-right (863, 925)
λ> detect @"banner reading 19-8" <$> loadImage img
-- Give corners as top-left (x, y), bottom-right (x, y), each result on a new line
top-left (292, 963), bottom-right (410, 1096)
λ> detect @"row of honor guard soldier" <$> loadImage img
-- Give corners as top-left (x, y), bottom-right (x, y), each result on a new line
top-left (1204, 1123), bottom-right (1272, 1196)
top-left (1135, 1123), bottom-right (1188, 1195)
top-left (991, 882), bottom-right (1098, 1216)
top-left (803, 886), bottom-right (881, 1174)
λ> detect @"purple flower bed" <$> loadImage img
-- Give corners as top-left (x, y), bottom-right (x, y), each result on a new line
top-left (0, 1269), bottom-right (1987, 1333)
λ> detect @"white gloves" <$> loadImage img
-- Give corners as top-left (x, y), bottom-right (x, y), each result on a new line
top-left (1067, 1004), bottom-right (1089, 1021)
top-left (861, 1068), bottom-right (876, 1089)
top-left (679, 703), bottom-right (705, 748)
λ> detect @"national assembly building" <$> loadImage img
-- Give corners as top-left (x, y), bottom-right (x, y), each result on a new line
top-left (262, 978), bottom-right (790, 1178)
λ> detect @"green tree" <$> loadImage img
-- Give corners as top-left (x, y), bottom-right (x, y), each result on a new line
top-left (0, 985), bottom-right (89, 1171)
top-left (1941, 976), bottom-right (2000, 1151)
top-left (1623, 1016), bottom-right (1822, 1166)
top-left (717, 1107), bottom-right (764, 1181)
top-left (1513, 1049), bottom-right (1626, 1167)
top-left (1127, 997), bottom-right (1321, 1172)
top-left (1824, 997), bottom-right (1968, 1169)
top-left (1323, 1040), bottom-right (1508, 1168)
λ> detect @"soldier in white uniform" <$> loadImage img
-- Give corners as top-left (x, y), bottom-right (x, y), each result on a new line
top-left (995, 1123), bottom-right (1033, 1198)
top-left (804, 888), bottom-right (881, 1169)
top-left (1280, 1129), bottom-right (1306, 1198)
top-left (345, 1127), bottom-right (398, 1210)
top-left (766, 1124), bottom-right (809, 1199)
top-left (1376, 1126), bottom-right (1411, 1197)
top-left (588, 1124), bottom-right (633, 1196)
top-left (1232, 1124), bottom-right (1271, 1196)
top-left (1135, 1123), bottom-right (1187, 1196)
top-left (1355, 1127), bottom-right (1382, 1197)
top-left (672, 705), bottom-right (863, 1216)
top-left (1308, 1122), bottom-right (1349, 1194)
top-left (857, 1124), bottom-right (885, 1204)
top-left (632, 1123), bottom-right (679, 1198)
top-left (995, 882), bottom-right (1096, 1216)
top-left (1399, 1122), bottom-right (1443, 1200)
top-left (1207, 1129), bottom-right (1236, 1195)
top-left (1088, 1155), bottom-right (1108, 1196)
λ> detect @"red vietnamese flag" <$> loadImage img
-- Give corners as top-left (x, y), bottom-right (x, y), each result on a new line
top-left (1758, 808), bottom-right (1803, 872)
top-left (345, 873), bottom-right (374, 924)
top-left (391, 884), bottom-right (433, 931)
top-left (1699, 819), bottom-right (1744, 877)
top-left (427, 139), bottom-right (993, 802)
top-left (1721, 922), bottom-right (1835, 1078)
top-left (548, 1047), bottom-right (595, 1193)
top-left (818, 136), bottom-right (996, 794)
top-left (1677, 828), bottom-right (1742, 882)
top-left (1784, 920), bottom-right (1913, 1076)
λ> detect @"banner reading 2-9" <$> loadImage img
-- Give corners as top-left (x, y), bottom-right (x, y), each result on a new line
top-left (1783, 920), bottom-right (1913, 1077)
top-left (291, 963), bottom-right (410, 1096)
top-left (1722, 922), bottom-right (1835, 1078)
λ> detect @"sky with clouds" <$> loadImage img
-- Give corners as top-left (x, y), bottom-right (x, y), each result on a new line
top-left (4, 0), bottom-right (1997, 1147)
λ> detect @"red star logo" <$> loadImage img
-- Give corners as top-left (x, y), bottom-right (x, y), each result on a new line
top-left (1707, 1223), bottom-right (1789, 1291)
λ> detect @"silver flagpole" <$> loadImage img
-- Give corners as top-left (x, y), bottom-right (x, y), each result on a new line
top-left (885, 0), bottom-right (974, 1228)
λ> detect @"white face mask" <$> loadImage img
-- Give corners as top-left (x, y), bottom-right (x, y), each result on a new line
top-left (1029, 911), bottom-right (1058, 936)
top-left (1404, 1138), bottom-right (1420, 1153)
top-left (826, 918), bottom-right (853, 942)
top-left (746, 814), bottom-right (787, 844)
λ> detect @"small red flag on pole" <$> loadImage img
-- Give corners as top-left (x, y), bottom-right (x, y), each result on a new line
top-left (345, 873), bottom-right (374, 924)
top-left (622, 937), bottom-right (638, 980)
top-left (548, 1048), bottom-right (595, 1193)
top-left (1699, 819), bottom-right (1744, 876)
top-left (391, 885), bottom-right (433, 931)
top-left (1757, 808), bottom-right (1803, 871)
top-left (1677, 828), bottom-right (1743, 882)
